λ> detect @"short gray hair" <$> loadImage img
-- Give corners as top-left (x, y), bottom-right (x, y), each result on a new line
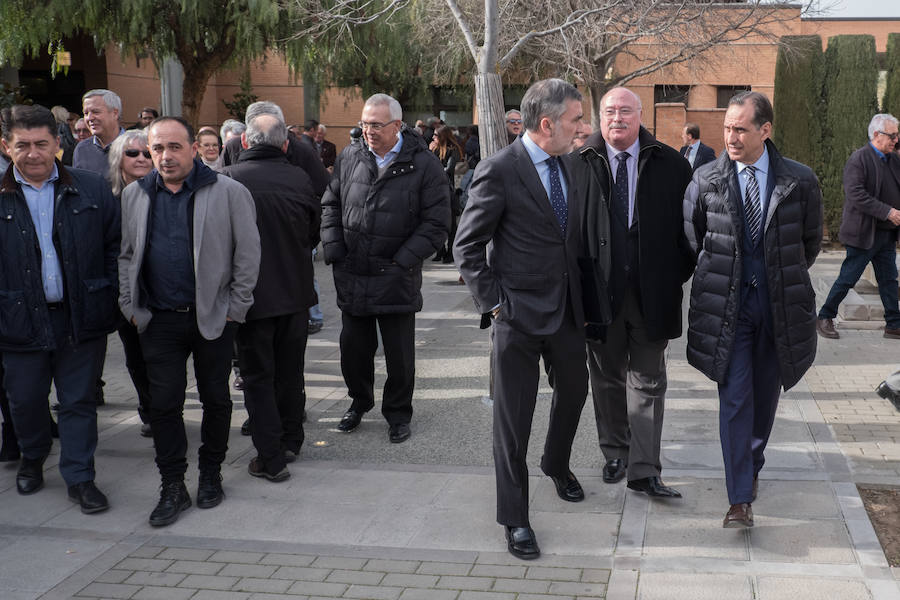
top-left (107, 129), bottom-right (148, 196)
top-left (318, 124), bottom-right (327, 134)
top-left (521, 79), bottom-right (582, 132)
top-left (246, 114), bottom-right (288, 149)
top-left (868, 113), bottom-right (899, 141)
top-left (365, 94), bottom-right (402, 121)
top-left (82, 89), bottom-right (122, 113)
top-left (220, 119), bottom-right (245, 141)
top-left (505, 109), bottom-right (521, 120)
top-left (245, 101), bottom-right (284, 124)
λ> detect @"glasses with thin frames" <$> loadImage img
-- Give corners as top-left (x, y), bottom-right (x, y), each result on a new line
top-left (124, 149), bottom-right (152, 159)
top-left (603, 108), bottom-right (636, 118)
top-left (358, 120), bottom-right (397, 132)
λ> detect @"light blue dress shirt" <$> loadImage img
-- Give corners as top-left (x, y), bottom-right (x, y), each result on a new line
top-left (521, 131), bottom-right (568, 202)
top-left (605, 138), bottom-right (640, 226)
top-left (686, 140), bottom-right (700, 166)
top-left (369, 133), bottom-right (403, 169)
top-left (736, 146), bottom-right (770, 210)
top-left (15, 164), bottom-right (63, 302)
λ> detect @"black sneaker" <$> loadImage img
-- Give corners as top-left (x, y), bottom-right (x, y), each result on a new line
top-left (197, 471), bottom-right (225, 508)
top-left (149, 481), bottom-right (191, 527)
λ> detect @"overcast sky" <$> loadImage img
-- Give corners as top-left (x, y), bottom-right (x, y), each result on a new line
top-left (813, 0), bottom-right (900, 18)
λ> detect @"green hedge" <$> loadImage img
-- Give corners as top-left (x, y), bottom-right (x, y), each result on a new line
top-left (821, 35), bottom-right (878, 241)
top-left (883, 33), bottom-right (900, 118)
top-left (773, 36), bottom-right (824, 183)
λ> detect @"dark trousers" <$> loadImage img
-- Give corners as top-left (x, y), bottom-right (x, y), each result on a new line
top-left (236, 312), bottom-right (308, 474)
top-left (1, 308), bottom-right (104, 486)
top-left (588, 289), bottom-right (668, 481)
top-left (492, 308), bottom-right (587, 527)
top-left (116, 317), bottom-right (152, 423)
top-left (717, 286), bottom-right (782, 505)
top-left (340, 311), bottom-right (416, 426)
top-left (139, 311), bottom-right (236, 482)
top-left (818, 229), bottom-right (900, 328)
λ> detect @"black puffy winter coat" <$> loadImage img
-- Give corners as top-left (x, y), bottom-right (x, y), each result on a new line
top-left (320, 129), bottom-right (450, 316)
top-left (683, 140), bottom-right (823, 390)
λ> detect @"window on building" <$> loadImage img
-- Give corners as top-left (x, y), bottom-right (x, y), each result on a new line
top-left (654, 85), bottom-right (690, 105)
top-left (717, 85), bottom-right (751, 108)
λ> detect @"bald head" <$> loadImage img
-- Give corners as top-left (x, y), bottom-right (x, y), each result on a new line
top-left (245, 113), bottom-right (288, 149)
top-left (600, 87), bottom-right (642, 151)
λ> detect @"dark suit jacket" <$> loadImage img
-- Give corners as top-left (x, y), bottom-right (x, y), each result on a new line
top-left (679, 142), bottom-right (717, 172)
top-left (839, 143), bottom-right (900, 249)
top-left (319, 140), bottom-right (337, 169)
top-left (453, 137), bottom-right (584, 335)
top-left (222, 135), bottom-right (330, 197)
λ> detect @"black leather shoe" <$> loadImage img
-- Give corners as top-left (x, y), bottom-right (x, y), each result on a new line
top-left (16, 457), bottom-right (45, 495)
top-left (627, 476), bottom-right (682, 498)
top-left (602, 458), bottom-right (627, 483)
top-left (337, 409), bottom-right (363, 433)
top-left (149, 481), bottom-right (191, 527)
top-left (196, 471), bottom-right (225, 508)
top-left (389, 423), bottom-right (411, 444)
top-left (240, 418), bottom-right (251, 436)
top-left (140, 423), bottom-right (152, 438)
top-left (67, 481), bottom-right (110, 514)
top-left (551, 471), bottom-right (584, 502)
top-left (505, 526), bottom-right (540, 560)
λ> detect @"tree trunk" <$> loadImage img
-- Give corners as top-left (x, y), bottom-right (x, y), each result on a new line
top-left (475, 71), bottom-right (508, 159)
top-left (589, 82), bottom-right (607, 129)
top-left (180, 59), bottom-right (218, 131)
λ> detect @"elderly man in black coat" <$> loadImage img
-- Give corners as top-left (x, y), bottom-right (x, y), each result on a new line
top-left (816, 113), bottom-right (900, 340)
top-left (321, 93), bottom-right (449, 444)
top-left (223, 112), bottom-right (320, 482)
top-left (684, 91), bottom-right (823, 529)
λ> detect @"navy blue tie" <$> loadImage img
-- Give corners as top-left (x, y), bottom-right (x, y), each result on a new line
top-left (613, 151), bottom-right (630, 226)
top-left (546, 156), bottom-right (567, 234)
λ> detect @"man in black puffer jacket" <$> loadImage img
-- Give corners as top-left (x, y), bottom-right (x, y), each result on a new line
top-left (321, 93), bottom-right (449, 444)
top-left (684, 92), bottom-right (823, 529)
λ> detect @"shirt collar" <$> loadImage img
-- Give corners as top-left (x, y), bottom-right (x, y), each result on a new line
top-left (736, 146), bottom-right (769, 176)
top-left (605, 138), bottom-right (640, 165)
top-left (521, 131), bottom-right (552, 166)
top-left (369, 133), bottom-right (403, 161)
top-left (92, 128), bottom-right (125, 151)
top-left (870, 142), bottom-right (888, 161)
top-left (13, 163), bottom-right (59, 190)
top-left (690, 140), bottom-right (700, 151)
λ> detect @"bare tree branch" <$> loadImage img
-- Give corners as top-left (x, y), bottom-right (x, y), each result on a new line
top-left (445, 0), bottom-right (480, 62)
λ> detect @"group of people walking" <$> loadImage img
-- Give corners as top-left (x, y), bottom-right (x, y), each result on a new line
top-left (2, 76), bottom-right (898, 563)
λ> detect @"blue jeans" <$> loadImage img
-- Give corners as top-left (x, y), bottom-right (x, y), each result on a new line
top-left (1, 308), bottom-right (104, 486)
top-left (818, 229), bottom-right (900, 328)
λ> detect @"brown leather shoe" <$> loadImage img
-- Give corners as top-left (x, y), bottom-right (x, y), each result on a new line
top-left (723, 503), bottom-right (753, 528)
top-left (884, 327), bottom-right (900, 340)
top-left (816, 318), bottom-right (839, 339)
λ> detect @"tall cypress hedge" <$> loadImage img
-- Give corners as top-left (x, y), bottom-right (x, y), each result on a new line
top-left (821, 35), bottom-right (879, 241)
top-left (883, 33), bottom-right (900, 117)
top-left (773, 35), bottom-right (824, 181)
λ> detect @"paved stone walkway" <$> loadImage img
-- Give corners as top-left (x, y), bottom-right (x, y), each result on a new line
top-left (1, 251), bottom-right (899, 600)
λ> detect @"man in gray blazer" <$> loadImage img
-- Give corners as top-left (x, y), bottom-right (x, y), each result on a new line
top-left (454, 79), bottom-right (587, 560)
top-left (817, 113), bottom-right (900, 340)
top-left (119, 116), bottom-right (260, 527)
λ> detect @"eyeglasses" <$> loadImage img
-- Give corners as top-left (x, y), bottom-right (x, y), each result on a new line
top-left (358, 120), bottom-right (397, 131)
top-left (506, 119), bottom-right (522, 124)
top-left (877, 130), bottom-right (899, 140)
top-left (602, 108), bottom-right (636, 118)
top-left (124, 149), bottom-right (152, 159)
top-left (75, 128), bottom-right (90, 134)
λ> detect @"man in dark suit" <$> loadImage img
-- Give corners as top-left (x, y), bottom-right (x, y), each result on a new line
top-left (454, 79), bottom-right (588, 560)
top-left (817, 113), bottom-right (900, 340)
top-left (684, 91), bottom-right (823, 528)
top-left (315, 124), bottom-right (337, 171)
top-left (581, 87), bottom-right (694, 499)
top-left (679, 123), bottom-right (716, 173)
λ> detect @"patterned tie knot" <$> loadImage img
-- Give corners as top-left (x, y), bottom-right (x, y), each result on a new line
top-left (745, 165), bottom-right (756, 177)
top-left (617, 151), bottom-right (630, 163)
top-left (546, 156), bottom-right (559, 170)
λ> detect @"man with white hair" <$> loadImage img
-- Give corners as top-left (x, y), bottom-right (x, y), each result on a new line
top-left (321, 93), bottom-right (449, 444)
top-left (315, 123), bottom-right (337, 170)
top-left (73, 89), bottom-right (124, 177)
top-left (817, 113), bottom-right (900, 340)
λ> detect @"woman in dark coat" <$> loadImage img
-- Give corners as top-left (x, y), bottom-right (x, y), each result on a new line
top-left (430, 126), bottom-right (463, 264)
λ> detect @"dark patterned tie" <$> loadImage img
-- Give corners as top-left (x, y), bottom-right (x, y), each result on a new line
top-left (613, 151), bottom-right (630, 226)
top-left (546, 156), bottom-right (567, 233)
top-left (744, 165), bottom-right (762, 244)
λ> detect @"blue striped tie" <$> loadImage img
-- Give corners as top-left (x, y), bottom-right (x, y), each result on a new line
top-left (744, 165), bottom-right (761, 245)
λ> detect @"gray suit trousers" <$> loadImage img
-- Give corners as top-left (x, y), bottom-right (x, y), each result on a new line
top-left (588, 289), bottom-right (668, 481)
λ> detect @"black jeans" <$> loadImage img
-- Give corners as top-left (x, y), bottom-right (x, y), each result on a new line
top-left (236, 312), bottom-right (308, 474)
top-left (116, 316), bottom-right (151, 423)
top-left (139, 311), bottom-right (236, 482)
top-left (339, 311), bottom-right (416, 426)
